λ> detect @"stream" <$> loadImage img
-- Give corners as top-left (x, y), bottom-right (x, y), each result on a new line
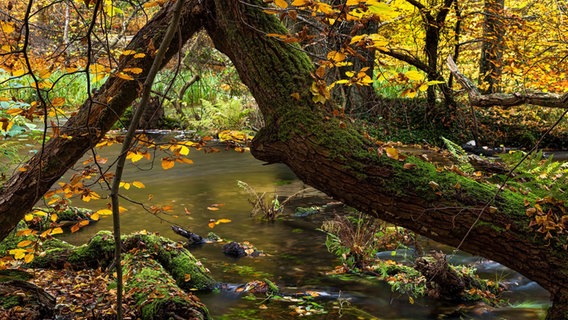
top-left (54, 141), bottom-right (550, 319)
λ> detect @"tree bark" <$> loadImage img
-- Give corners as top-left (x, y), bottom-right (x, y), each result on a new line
top-left (0, 0), bottom-right (206, 241)
top-left (479, 0), bottom-right (505, 94)
top-left (205, 0), bottom-right (566, 315)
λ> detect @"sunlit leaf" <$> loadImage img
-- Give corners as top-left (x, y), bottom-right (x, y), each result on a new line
top-left (24, 253), bottom-right (34, 264)
top-left (51, 214), bottom-right (58, 222)
top-left (24, 214), bottom-right (34, 222)
top-left (162, 158), bottom-right (175, 170)
top-left (405, 70), bottom-right (424, 81)
top-left (215, 218), bottom-right (232, 224)
top-left (51, 227), bottom-right (64, 235)
top-left (16, 229), bottom-right (33, 236)
top-left (208, 221), bottom-right (216, 228)
top-left (9, 248), bottom-right (26, 259)
top-left (274, 0), bottom-right (288, 9)
top-left (134, 53), bottom-right (146, 58)
top-left (120, 181), bottom-right (131, 190)
top-left (1, 21), bottom-right (15, 34)
top-left (179, 145), bottom-right (190, 156)
top-left (121, 49), bottom-right (136, 55)
top-left (116, 72), bottom-right (134, 80)
top-left (17, 240), bottom-right (33, 248)
top-left (385, 147), bottom-right (399, 160)
top-left (79, 220), bottom-right (90, 227)
top-left (96, 209), bottom-right (113, 216)
top-left (132, 181), bottom-right (145, 188)
top-left (90, 212), bottom-right (100, 221)
top-left (207, 206), bottom-right (220, 211)
top-left (123, 67), bottom-right (143, 74)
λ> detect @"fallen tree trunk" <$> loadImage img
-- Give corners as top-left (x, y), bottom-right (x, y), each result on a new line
top-left (29, 230), bottom-right (216, 292)
top-left (14, 230), bottom-right (214, 319)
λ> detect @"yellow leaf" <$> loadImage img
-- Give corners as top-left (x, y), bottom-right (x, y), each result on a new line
top-left (162, 158), bottom-right (175, 170)
top-left (9, 248), bottom-right (26, 259)
top-left (35, 210), bottom-right (48, 217)
top-left (405, 70), bottom-right (424, 81)
top-left (89, 63), bottom-right (107, 74)
top-left (290, 92), bottom-right (300, 100)
top-left (291, 0), bottom-right (308, 5)
top-left (134, 53), bottom-right (146, 58)
top-left (207, 207), bottom-right (220, 211)
top-left (327, 50), bottom-right (346, 63)
top-left (215, 218), bottom-right (232, 224)
top-left (116, 72), bottom-right (134, 80)
top-left (90, 212), bottom-right (100, 221)
top-left (132, 181), bottom-right (145, 188)
top-left (274, 0), bottom-right (288, 9)
top-left (96, 209), bottom-right (113, 216)
top-left (79, 220), bottom-right (90, 227)
top-left (184, 274), bottom-right (191, 282)
top-left (24, 253), bottom-right (34, 264)
top-left (51, 227), bottom-right (64, 235)
top-left (1, 21), bottom-right (14, 34)
top-left (121, 182), bottom-right (131, 190)
top-left (121, 49), bottom-right (136, 55)
top-left (119, 206), bottom-right (128, 213)
top-left (179, 145), bottom-right (190, 156)
top-left (24, 214), bottom-right (34, 222)
top-left (123, 67), bottom-right (143, 74)
top-left (385, 147), bottom-right (399, 160)
top-left (127, 151), bottom-right (144, 163)
top-left (17, 240), bottom-right (33, 247)
top-left (51, 213), bottom-right (58, 222)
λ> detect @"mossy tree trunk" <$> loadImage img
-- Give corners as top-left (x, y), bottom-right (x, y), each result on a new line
top-left (0, 0), bottom-right (566, 317)
top-left (206, 0), bottom-right (566, 316)
top-left (27, 231), bottom-right (214, 319)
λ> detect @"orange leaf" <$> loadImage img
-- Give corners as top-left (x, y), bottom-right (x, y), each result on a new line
top-left (215, 218), bottom-right (232, 224)
top-left (207, 207), bottom-right (220, 211)
top-left (70, 224), bottom-right (80, 233)
top-left (274, 0), bottom-right (288, 9)
top-left (51, 227), bottom-right (63, 235)
top-left (161, 158), bottom-right (175, 170)
top-left (17, 240), bottom-right (32, 247)
top-left (208, 221), bottom-right (216, 229)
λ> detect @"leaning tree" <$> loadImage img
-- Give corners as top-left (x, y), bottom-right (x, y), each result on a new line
top-left (1, 0), bottom-right (568, 318)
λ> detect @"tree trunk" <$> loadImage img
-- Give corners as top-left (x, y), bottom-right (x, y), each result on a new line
top-left (205, 0), bottom-right (566, 315)
top-left (479, 0), bottom-right (505, 94)
top-left (0, 0), bottom-right (205, 240)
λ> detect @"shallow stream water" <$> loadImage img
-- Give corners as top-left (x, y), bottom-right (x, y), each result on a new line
top-left (56, 143), bottom-right (550, 319)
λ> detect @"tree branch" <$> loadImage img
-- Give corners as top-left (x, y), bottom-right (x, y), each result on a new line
top-left (447, 55), bottom-right (568, 108)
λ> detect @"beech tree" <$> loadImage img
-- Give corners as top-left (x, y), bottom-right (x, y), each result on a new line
top-left (1, 0), bottom-right (568, 318)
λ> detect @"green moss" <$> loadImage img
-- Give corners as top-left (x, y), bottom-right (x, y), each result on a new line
top-left (0, 295), bottom-right (22, 309)
top-left (123, 253), bottom-right (210, 320)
